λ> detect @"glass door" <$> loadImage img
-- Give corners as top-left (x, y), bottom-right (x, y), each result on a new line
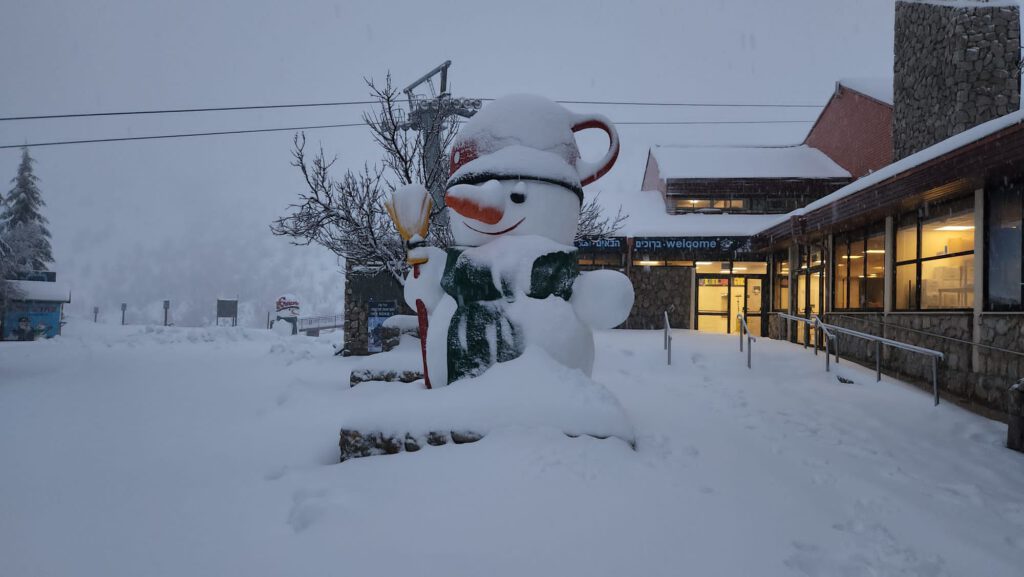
top-left (744, 277), bottom-right (763, 336)
top-left (696, 276), bottom-right (730, 333)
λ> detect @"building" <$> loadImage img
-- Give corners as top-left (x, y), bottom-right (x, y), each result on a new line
top-left (2, 272), bottom-right (71, 340)
top-left (599, 0), bottom-right (1024, 442)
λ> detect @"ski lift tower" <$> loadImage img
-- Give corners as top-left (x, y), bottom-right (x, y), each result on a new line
top-left (400, 61), bottom-right (482, 211)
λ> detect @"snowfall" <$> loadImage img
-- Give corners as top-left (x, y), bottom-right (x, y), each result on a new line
top-left (2, 321), bottom-right (1023, 577)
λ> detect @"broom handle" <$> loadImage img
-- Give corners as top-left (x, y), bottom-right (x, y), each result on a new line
top-left (413, 263), bottom-right (432, 389)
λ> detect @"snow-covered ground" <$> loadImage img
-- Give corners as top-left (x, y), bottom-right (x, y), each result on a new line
top-left (2, 321), bottom-right (1022, 576)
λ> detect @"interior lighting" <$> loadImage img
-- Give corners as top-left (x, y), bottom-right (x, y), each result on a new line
top-left (636, 260), bottom-right (663, 267)
top-left (935, 225), bottom-right (974, 231)
top-left (865, 249), bottom-right (886, 254)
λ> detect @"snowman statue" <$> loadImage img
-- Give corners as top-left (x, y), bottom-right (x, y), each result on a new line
top-left (390, 94), bottom-right (634, 387)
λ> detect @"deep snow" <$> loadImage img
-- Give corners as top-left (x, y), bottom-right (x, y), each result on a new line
top-left (1, 321), bottom-right (1022, 576)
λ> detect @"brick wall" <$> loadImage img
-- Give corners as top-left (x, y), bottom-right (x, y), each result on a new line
top-left (805, 86), bottom-right (893, 178)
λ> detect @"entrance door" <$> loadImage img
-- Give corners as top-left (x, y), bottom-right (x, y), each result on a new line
top-left (744, 277), bottom-right (763, 336)
top-left (795, 247), bottom-right (824, 345)
top-left (696, 277), bottom-right (730, 333)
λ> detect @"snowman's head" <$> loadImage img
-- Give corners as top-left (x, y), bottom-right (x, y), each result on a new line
top-left (446, 179), bottom-right (580, 247)
top-left (442, 94), bottom-right (621, 247)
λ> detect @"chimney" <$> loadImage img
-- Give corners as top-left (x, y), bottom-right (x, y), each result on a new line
top-left (893, 0), bottom-right (1021, 160)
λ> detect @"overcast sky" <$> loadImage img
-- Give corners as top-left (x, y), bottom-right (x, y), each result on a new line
top-left (0, 0), bottom-right (896, 325)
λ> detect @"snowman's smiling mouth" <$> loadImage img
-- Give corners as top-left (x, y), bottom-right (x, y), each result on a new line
top-left (465, 218), bottom-right (525, 236)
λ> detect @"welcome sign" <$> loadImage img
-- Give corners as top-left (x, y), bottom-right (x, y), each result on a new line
top-left (632, 236), bottom-right (754, 256)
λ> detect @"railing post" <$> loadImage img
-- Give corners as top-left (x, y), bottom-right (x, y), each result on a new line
top-left (932, 356), bottom-right (939, 406)
top-left (747, 337), bottom-right (752, 369)
top-left (825, 336), bottom-right (830, 372)
top-left (875, 340), bottom-right (882, 382)
top-left (668, 333), bottom-right (672, 366)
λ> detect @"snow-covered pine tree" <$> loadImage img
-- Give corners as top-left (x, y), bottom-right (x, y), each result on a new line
top-left (2, 147), bottom-right (53, 271)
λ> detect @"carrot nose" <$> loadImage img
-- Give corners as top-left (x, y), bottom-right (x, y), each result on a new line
top-left (445, 181), bottom-right (506, 225)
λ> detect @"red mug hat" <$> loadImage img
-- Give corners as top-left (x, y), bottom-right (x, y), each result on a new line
top-left (446, 94), bottom-right (619, 201)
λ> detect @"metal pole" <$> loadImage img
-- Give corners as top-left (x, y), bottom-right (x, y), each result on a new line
top-left (739, 320), bottom-right (744, 352)
top-left (825, 336), bottom-right (830, 372)
top-left (932, 356), bottom-right (940, 406)
top-left (93, 306), bottom-right (99, 323)
top-left (747, 337), bottom-right (751, 369)
top-left (121, 303), bottom-right (126, 325)
top-left (875, 340), bottom-right (882, 382)
top-left (667, 334), bottom-right (672, 366)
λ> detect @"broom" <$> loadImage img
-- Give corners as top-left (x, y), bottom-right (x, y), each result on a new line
top-left (385, 184), bottom-right (433, 389)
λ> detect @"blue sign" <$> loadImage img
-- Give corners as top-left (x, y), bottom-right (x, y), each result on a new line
top-left (575, 237), bottom-right (625, 251)
top-left (632, 236), bottom-right (753, 255)
top-left (3, 301), bottom-right (62, 340)
top-left (367, 300), bottom-right (399, 353)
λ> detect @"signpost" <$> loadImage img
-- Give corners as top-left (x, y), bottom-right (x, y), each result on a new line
top-left (216, 299), bottom-right (239, 327)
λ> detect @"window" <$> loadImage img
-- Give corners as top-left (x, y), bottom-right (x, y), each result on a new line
top-left (772, 253), bottom-right (790, 311)
top-left (673, 198), bottom-right (748, 213)
top-left (894, 197), bottom-right (975, 310)
top-left (832, 225), bottom-right (885, 310)
top-left (986, 181), bottom-right (1022, 310)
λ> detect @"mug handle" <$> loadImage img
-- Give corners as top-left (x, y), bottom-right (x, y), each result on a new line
top-left (572, 114), bottom-right (620, 186)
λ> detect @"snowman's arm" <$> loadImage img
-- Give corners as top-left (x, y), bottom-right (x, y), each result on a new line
top-left (404, 246), bottom-right (448, 314)
top-left (570, 269), bottom-right (635, 330)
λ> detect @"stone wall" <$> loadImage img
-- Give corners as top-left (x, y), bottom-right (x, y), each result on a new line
top-left (975, 314), bottom-right (1024, 408)
top-left (893, 0), bottom-right (1021, 160)
top-left (342, 262), bottom-right (409, 356)
top-left (818, 311), bottom-right (1022, 414)
top-left (623, 266), bottom-right (692, 330)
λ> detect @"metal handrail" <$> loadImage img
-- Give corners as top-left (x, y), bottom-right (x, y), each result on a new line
top-left (736, 314), bottom-right (756, 369)
top-left (663, 311), bottom-right (672, 366)
top-left (777, 312), bottom-right (945, 406)
top-left (777, 313), bottom-right (837, 372)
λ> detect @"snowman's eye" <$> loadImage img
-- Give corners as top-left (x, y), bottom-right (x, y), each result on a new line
top-left (510, 192), bottom-right (526, 204)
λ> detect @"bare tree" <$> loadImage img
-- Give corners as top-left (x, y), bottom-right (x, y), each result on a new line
top-left (271, 135), bottom-right (408, 283)
top-left (576, 192), bottom-right (626, 242)
top-left (362, 74), bottom-right (458, 247)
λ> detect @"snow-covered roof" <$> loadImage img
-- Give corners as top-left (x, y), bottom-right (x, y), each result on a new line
top-left (839, 77), bottom-right (894, 106)
top-left (599, 189), bottom-right (791, 238)
top-left (898, 0), bottom-right (1019, 8)
top-left (8, 280), bottom-right (71, 302)
top-left (790, 107), bottom-right (1024, 219)
top-left (650, 145), bottom-right (851, 180)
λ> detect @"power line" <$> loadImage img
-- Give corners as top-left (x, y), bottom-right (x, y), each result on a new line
top-left (0, 119), bottom-right (815, 150)
top-left (0, 123), bottom-right (366, 149)
top-left (557, 99), bottom-right (821, 108)
top-left (0, 101), bottom-right (380, 122)
top-left (0, 98), bottom-right (823, 123)
top-left (616, 120), bottom-right (813, 125)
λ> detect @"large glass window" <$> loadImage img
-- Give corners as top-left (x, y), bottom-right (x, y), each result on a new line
top-left (986, 182), bottom-right (1023, 310)
top-left (894, 197), bottom-right (975, 310)
top-left (832, 224), bottom-right (884, 310)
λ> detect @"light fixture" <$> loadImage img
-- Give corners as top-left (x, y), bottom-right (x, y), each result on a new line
top-left (842, 255), bottom-right (863, 259)
top-left (935, 225), bottom-right (974, 231)
top-left (865, 249), bottom-right (886, 254)
top-left (636, 260), bottom-right (662, 267)
top-left (732, 267), bottom-right (747, 271)
top-left (696, 261), bottom-right (713, 266)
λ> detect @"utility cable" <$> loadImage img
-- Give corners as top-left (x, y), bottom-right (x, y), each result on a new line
top-left (0, 98), bottom-right (823, 122)
top-left (0, 119), bottom-right (815, 149)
